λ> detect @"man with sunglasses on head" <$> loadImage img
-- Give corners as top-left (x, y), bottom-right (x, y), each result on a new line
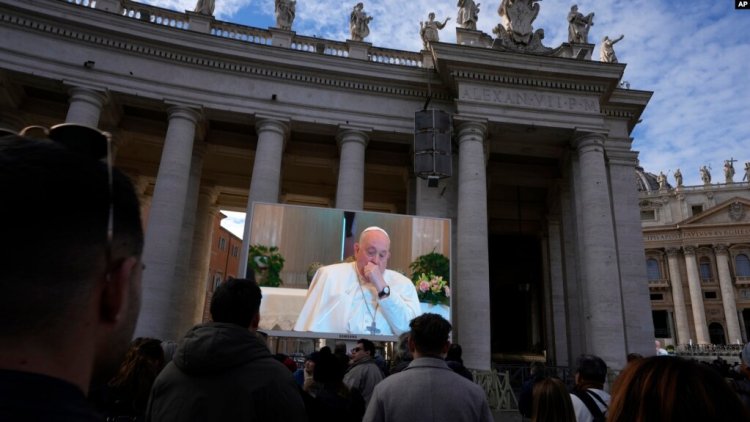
top-left (294, 226), bottom-right (421, 336)
top-left (0, 127), bottom-right (145, 420)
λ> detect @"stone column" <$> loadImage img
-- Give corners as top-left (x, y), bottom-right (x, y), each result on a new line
top-left (666, 247), bottom-right (691, 345)
top-left (572, 133), bottom-right (626, 364)
top-left (65, 87), bottom-right (107, 127)
top-left (238, 117), bottom-right (289, 277)
top-left (455, 119), bottom-right (490, 370)
top-left (189, 186), bottom-right (219, 323)
top-left (607, 150), bottom-right (655, 357)
top-left (547, 218), bottom-right (569, 366)
top-left (715, 244), bottom-right (742, 344)
top-left (683, 246), bottom-right (709, 344)
top-left (335, 126), bottom-right (369, 210)
top-left (171, 141), bottom-right (206, 336)
top-left (136, 105), bottom-right (201, 340)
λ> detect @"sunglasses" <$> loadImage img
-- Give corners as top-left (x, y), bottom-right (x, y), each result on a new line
top-left (11, 123), bottom-right (115, 264)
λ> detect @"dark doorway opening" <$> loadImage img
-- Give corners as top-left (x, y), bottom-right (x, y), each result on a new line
top-left (709, 322), bottom-right (726, 345)
top-left (652, 310), bottom-right (671, 339)
top-left (488, 234), bottom-right (544, 357)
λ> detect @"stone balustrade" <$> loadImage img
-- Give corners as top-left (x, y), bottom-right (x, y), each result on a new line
top-left (65, 0), bottom-right (423, 68)
top-left (369, 46), bottom-right (423, 67)
top-left (292, 34), bottom-right (349, 57)
top-left (121, 0), bottom-right (188, 29)
top-left (66, 0), bottom-right (95, 8)
top-left (210, 21), bottom-right (271, 45)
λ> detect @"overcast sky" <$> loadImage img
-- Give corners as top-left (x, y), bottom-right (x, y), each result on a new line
top-left (138, 0), bottom-right (750, 238)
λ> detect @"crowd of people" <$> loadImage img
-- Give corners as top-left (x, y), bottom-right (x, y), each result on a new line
top-left (4, 127), bottom-right (750, 421)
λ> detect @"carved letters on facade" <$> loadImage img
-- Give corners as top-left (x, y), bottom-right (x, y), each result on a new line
top-left (460, 84), bottom-right (599, 113)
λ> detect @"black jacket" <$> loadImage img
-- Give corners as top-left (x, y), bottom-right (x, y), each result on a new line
top-left (146, 322), bottom-right (307, 421)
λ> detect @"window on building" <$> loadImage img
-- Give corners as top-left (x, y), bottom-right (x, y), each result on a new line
top-left (640, 210), bottom-right (656, 221)
top-left (736, 254), bottom-right (750, 277)
top-left (699, 257), bottom-right (713, 282)
top-left (231, 245), bottom-right (239, 257)
top-left (650, 293), bottom-right (664, 301)
top-left (691, 205), bottom-right (703, 216)
top-left (218, 237), bottom-right (226, 251)
top-left (704, 291), bottom-right (717, 299)
top-left (646, 258), bottom-right (662, 281)
top-left (742, 289), bottom-right (750, 300)
top-left (213, 273), bottom-right (223, 291)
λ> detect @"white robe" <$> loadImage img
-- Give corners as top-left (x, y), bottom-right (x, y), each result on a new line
top-left (293, 262), bottom-right (421, 335)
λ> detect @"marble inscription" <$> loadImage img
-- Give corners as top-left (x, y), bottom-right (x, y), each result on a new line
top-left (644, 227), bottom-right (750, 242)
top-left (460, 85), bottom-right (599, 113)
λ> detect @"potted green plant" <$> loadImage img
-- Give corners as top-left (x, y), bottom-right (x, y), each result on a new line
top-left (409, 251), bottom-right (450, 281)
top-left (409, 252), bottom-right (450, 306)
top-left (248, 245), bottom-right (285, 287)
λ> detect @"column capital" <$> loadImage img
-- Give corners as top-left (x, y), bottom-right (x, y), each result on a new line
top-left (455, 120), bottom-right (487, 145)
top-left (666, 247), bottom-right (683, 257)
top-left (571, 131), bottom-right (606, 152)
top-left (713, 244), bottom-right (729, 255)
top-left (255, 117), bottom-right (290, 138)
top-left (606, 149), bottom-right (639, 167)
top-left (336, 126), bottom-right (370, 148)
top-left (68, 86), bottom-right (109, 109)
top-left (198, 185), bottom-right (219, 205)
top-left (683, 245), bottom-right (697, 256)
top-left (167, 105), bottom-right (202, 125)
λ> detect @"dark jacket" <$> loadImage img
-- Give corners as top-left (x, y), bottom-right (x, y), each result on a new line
top-left (146, 322), bottom-right (307, 422)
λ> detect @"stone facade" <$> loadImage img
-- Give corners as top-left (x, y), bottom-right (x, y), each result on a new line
top-left (638, 168), bottom-right (750, 346)
top-left (0, 0), bottom-right (653, 371)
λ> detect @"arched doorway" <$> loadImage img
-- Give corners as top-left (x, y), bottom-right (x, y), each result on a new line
top-left (709, 322), bottom-right (726, 345)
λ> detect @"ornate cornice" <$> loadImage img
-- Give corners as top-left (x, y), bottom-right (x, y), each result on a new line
top-left (0, 9), bottom-right (449, 101)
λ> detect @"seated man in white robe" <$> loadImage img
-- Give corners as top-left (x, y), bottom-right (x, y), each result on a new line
top-left (294, 226), bottom-right (421, 335)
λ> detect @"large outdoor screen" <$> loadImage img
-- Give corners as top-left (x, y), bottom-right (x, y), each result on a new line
top-left (248, 202), bottom-right (452, 341)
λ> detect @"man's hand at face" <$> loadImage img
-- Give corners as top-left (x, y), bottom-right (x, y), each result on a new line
top-left (363, 262), bottom-right (386, 291)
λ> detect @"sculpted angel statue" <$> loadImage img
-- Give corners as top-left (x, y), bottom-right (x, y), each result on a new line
top-left (275, 0), bottom-right (296, 30)
top-left (350, 2), bottom-right (373, 41)
top-left (420, 12), bottom-right (450, 49)
top-left (457, 0), bottom-right (480, 30)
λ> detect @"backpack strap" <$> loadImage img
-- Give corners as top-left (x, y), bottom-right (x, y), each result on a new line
top-left (572, 389), bottom-right (607, 422)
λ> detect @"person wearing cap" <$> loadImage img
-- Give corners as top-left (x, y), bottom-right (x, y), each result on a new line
top-left (294, 226), bottom-right (421, 336)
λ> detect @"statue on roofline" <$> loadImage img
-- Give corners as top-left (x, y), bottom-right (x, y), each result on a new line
top-left (275, 0), bottom-right (296, 31)
top-left (420, 12), bottom-right (450, 49)
top-left (193, 0), bottom-right (215, 16)
top-left (350, 2), bottom-right (373, 41)
top-left (567, 5), bottom-right (594, 43)
top-left (457, 0), bottom-right (480, 30)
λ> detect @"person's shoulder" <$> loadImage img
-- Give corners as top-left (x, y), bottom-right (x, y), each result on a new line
top-left (319, 262), bottom-right (353, 274)
top-left (383, 269), bottom-right (411, 284)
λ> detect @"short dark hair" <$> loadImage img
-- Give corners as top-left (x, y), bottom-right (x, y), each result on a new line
top-left (0, 135), bottom-right (143, 337)
top-left (210, 278), bottom-right (262, 328)
top-left (576, 354), bottom-right (608, 385)
top-left (356, 338), bottom-right (376, 356)
top-left (409, 313), bottom-right (451, 356)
